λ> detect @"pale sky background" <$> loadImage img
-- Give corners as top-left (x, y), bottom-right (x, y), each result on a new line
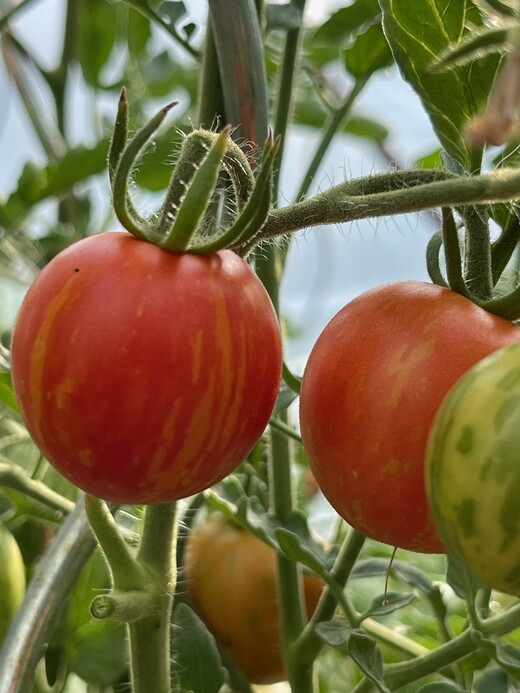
top-left (0, 0), bottom-right (440, 364)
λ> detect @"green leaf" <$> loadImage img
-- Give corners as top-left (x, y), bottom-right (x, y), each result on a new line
top-left (0, 370), bottom-right (19, 414)
top-left (380, 0), bottom-right (502, 169)
top-left (77, 0), bottom-right (117, 87)
top-left (172, 603), bottom-right (227, 693)
top-left (446, 554), bottom-right (483, 599)
top-left (274, 380), bottom-right (299, 414)
top-left (266, 2), bottom-right (302, 31)
top-left (432, 24), bottom-right (511, 71)
top-left (415, 147), bottom-right (443, 169)
top-left (207, 478), bottom-right (337, 573)
top-left (344, 115), bottom-right (389, 143)
top-left (473, 667), bottom-right (509, 693)
top-left (493, 642), bottom-right (520, 677)
top-left (348, 632), bottom-right (390, 693)
top-left (2, 141), bottom-right (109, 226)
top-left (361, 591), bottom-right (416, 619)
top-left (126, 6), bottom-right (153, 55)
top-left (351, 557), bottom-right (434, 594)
top-left (314, 0), bottom-right (381, 43)
top-left (315, 620), bottom-right (353, 647)
top-left (55, 551), bottom-right (127, 685)
top-left (343, 23), bottom-right (394, 79)
top-left (293, 96), bottom-right (389, 142)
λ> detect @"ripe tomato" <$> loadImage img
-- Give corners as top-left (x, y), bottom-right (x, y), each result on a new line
top-left (299, 281), bottom-right (520, 553)
top-left (183, 513), bottom-right (324, 683)
top-left (11, 232), bottom-right (282, 504)
top-left (426, 343), bottom-right (520, 595)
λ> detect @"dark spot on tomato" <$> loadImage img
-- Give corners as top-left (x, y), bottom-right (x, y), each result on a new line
top-left (455, 426), bottom-right (473, 455)
top-left (74, 268), bottom-right (80, 273)
top-left (456, 498), bottom-right (476, 538)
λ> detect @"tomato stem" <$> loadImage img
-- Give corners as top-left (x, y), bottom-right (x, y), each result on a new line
top-left (441, 207), bottom-right (470, 297)
top-left (426, 230), bottom-right (449, 288)
top-left (462, 205), bottom-right (493, 301)
top-left (128, 502), bottom-right (178, 693)
top-left (84, 496), bottom-right (148, 591)
top-left (195, 133), bottom-right (279, 254)
top-left (85, 497), bottom-right (178, 693)
top-left (159, 128), bottom-right (230, 251)
top-left (256, 167), bottom-right (520, 243)
top-left (294, 528), bottom-right (366, 668)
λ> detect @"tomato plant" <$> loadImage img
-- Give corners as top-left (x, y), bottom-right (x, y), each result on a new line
top-left (299, 281), bottom-right (520, 553)
top-left (10, 232), bottom-right (282, 504)
top-left (426, 342), bottom-right (520, 596)
top-left (183, 513), bottom-right (324, 684)
top-left (5, 1), bottom-right (520, 691)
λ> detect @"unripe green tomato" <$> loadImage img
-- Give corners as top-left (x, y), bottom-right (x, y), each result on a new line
top-left (0, 523), bottom-right (26, 643)
top-left (426, 342), bottom-right (520, 595)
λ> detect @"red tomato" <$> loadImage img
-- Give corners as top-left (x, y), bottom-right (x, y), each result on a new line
top-left (184, 514), bottom-right (324, 683)
top-left (299, 281), bottom-right (520, 553)
top-left (11, 232), bottom-right (282, 504)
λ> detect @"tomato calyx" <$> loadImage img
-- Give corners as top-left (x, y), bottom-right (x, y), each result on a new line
top-left (109, 88), bottom-right (279, 255)
top-left (427, 205), bottom-right (520, 321)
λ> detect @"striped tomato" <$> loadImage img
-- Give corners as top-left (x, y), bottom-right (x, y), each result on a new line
top-left (299, 281), bottom-right (520, 553)
top-left (426, 343), bottom-right (520, 595)
top-left (11, 232), bottom-right (282, 504)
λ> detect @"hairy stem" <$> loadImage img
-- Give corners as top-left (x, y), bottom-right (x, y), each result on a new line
top-left (258, 167), bottom-right (520, 242)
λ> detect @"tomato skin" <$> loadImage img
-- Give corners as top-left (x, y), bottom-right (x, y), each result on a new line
top-left (299, 281), bottom-right (520, 553)
top-left (183, 514), bottom-right (324, 684)
top-left (426, 343), bottom-right (520, 595)
top-left (11, 232), bottom-right (282, 504)
top-left (0, 523), bottom-right (26, 644)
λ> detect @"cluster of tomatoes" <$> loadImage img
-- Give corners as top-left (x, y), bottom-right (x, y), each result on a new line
top-left (9, 231), bottom-right (520, 682)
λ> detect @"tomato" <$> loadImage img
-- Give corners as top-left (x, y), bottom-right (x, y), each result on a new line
top-left (0, 523), bottom-right (26, 643)
top-left (11, 232), bottom-right (282, 504)
top-left (183, 513), bottom-right (324, 684)
top-left (426, 343), bottom-right (520, 595)
top-left (299, 281), bottom-right (520, 553)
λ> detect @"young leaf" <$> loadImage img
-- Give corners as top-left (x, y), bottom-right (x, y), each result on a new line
top-left (2, 141), bottom-right (109, 226)
top-left (314, 0), bottom-right (381, 43)
top-left (446, 554), bottom-right (484, 599)
top-left (343, 23), bottom-right (394, 80)
top-left (432, 25), bottom-right (511, 71)
top-left (351, 557), bottom-right (435, 594)
top-left (361, 591), bottom-right (416, 619)
top-left (315, 620), bottom-right (353, 647)
top-left (172, 603), bottom-right (228, 693)
top-left (473, 666), bottom-right (509, 693)
top-left (77, 0), bottom-right (117, 87)
top-left (348, 632), bottom-right (390, 693)
top-left (380, 0), bottom-right (502, 169)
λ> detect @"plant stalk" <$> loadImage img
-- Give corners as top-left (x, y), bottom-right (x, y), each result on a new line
top-left (129, 502), bottom-right (178, 693)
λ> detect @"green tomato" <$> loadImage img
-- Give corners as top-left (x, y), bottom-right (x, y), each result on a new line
top-left (0, 523), bottom-right (26, 642)
top-left (426, 342), bottom-right (520, 596)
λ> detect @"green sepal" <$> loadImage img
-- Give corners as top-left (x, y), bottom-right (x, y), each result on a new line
top-left (112, 100), bottom-right (177, 241)
top-left (158, 128), bottom-right (231, 252)
top-left (192, 133), bottom-right (279, 254)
